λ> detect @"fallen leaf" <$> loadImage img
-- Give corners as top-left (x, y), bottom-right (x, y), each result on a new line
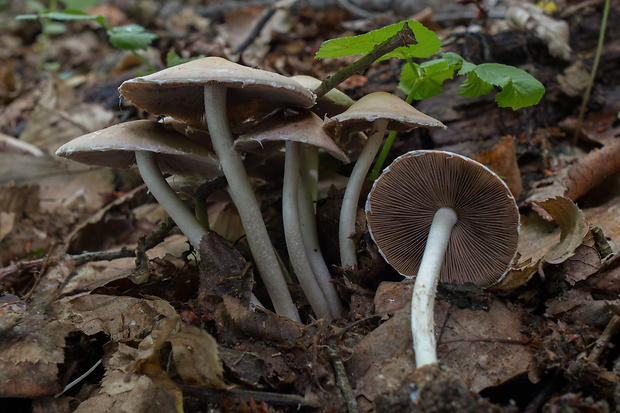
top-left (564, 139), bottom-right (620, 201)
top-left (532, 196), bottom-right (589, 264)
top-left (170, 324), bottom-right (226, 387)
top-left (473, 136), bottom-right (523, 197)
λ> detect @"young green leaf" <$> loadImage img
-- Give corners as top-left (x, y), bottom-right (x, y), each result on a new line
top-left (398, 59), bottom-right (456, 100)
top-left (463, 63), bottom-right (545, 109)
top-left (107, 24), bottom-right (157, 51)
top-left (17, 9), bottom-right (104, 24)
top-left (316, 20), bottom-right (441, 60)
top-left (457, 71), bottom-right (494, 98)
top-left (60, 0), bottom-right (100, 10)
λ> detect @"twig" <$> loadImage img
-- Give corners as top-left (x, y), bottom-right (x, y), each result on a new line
top-left (328, 342), bottom-right (359, 413)
top-left (588, 314), bottom-right (620, 363)
top-left (233, 0), bottom-right (298, 56)
top-left (572, 0), bottom-right (610, 146)
top-left (313, 23), bottom-right (417, 99)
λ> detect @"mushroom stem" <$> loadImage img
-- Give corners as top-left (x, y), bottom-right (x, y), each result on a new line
top-left (204, 84), bottom-right (301, 322)
top-left (284, 141), bottom-right (332, 320)
top-left (411, 207), bottom-right (458, 367)
top-left (339, 119), bottom-right (389, 268)
top-left (134, 151), bottom-right (207, 250)
top-left (298, 147), bottom-right (343, 318)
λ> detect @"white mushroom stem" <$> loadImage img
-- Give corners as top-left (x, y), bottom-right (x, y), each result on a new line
top-left (298, 147), bottom-right (343, 318)
top-left (134, 151), bottom-right (207, 249)
top-left (411, 207), bottom-right (458, 367)
top-left (339, 119), bottom-right (389, 268)
top-left (283, 141), bottom-right (332, 320)
top-left (204, 84), bottom-right (301, 322)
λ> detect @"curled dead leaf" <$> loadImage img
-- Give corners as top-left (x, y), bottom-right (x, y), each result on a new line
top-left (564, 139), bottom-right (620, 201)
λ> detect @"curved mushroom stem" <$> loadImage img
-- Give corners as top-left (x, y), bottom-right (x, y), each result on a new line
top-left (204, 84), bottom-right (301, 322)
top-left (135, 150), bottom-right (267, 311)
top-left (339, 119), bottom-right (389, 268)
top-left (298, 147), bottom-right (343, 318)
top-left (134, 151), bottom-right (207, 249)
top-left (284, 141), bottom-right (332, 320)
top-left (411, 207), bottom-right (458, 368)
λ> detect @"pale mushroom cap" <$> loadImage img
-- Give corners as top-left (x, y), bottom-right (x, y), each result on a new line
top-left (235, 110), bottom-right (349, 163)
top-left (323, 91), bottom-right (446, 138)
top-left (119, 57), bottom-right (316, 131)
top-left (365, 150), bottom-right (520, 288)
top-left (291, 75), bottom-right (355, 117)
top-left (56, 120), bottom-right (222, 178)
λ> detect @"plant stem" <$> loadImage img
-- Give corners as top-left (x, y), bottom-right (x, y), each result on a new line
top-left (313, 23), bottom-right (417, 99)
top-left (573, 0), bottom-right (610, 146)
top-left (339, 119), bottom-right (388, 268)
top-left (204, 85), bottom-right (300, 322)
top-left (283, 141), bottom-right (332, 320)
top-left (369, 72), bottom-right (421, 180)
top-left (411, 207), bottom-right (457, 368)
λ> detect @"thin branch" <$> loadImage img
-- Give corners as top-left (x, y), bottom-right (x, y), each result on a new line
top-left (313, 23), bottom-right (417, 99)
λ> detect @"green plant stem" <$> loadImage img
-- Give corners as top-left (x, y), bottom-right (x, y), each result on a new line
top-left (131, 49), bottom-right (157, 72)
top-left (313, 23), bottom-right (417, 99)
top-left (369, 74), bottom-right (421, 181)
top-left (35, 0), bottom-right (58, 75)
top-left (573, 0), bottom-right (610, 146)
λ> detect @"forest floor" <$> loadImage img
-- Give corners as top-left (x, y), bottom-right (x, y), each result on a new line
top-left (1, 0), bottom-right (620, 412)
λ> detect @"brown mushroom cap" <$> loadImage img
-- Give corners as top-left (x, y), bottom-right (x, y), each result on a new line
top-left (234, 110), bottom-right (349, 163)
top-left (119, 57), bottom-right (316, 133)
top-left (322, 91), bottom-right (446, 139)
top-left (56, 120), bottom-right (221, 178)
top-left (365, 150), bottom-right (519, 287)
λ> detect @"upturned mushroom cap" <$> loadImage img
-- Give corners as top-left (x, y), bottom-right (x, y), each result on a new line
top-left (56, 120), bottom-right (221, 178)
top-left (119, 57), bottom-right (316, 133)
top-left (365, 150), bottom-right (519, 288)
top-left (234, 110), bottom-right (349, 163)
top-left (290, 75), bottom-right (355, 117)
top-left (323, 91), bottom-right (446, 139)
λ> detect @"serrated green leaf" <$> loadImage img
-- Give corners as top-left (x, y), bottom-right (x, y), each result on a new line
top-left (457, 71), bottom-right (494, 97)
top-left (470, 63), bottom-right (545, 109)
top-left (108, 24), bottom-right (157, 51)
top-left (398, 59), bottom-right (456, 100)
top-left (315, 20), bottom-right (441, 60)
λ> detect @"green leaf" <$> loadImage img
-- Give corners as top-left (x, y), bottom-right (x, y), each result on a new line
top-left (316, 20), bottom-right (441, 60)
top-left (466, 63), bottom-right (545, 109)
top-left (398, 59), bottom-right (456, 100)
top-left (108, 24), bottom-right (157, 51)
top-left (457, 71), bottom-right (494, 98)
top-left (60, 0), bottom-right (100, 10)
top-left (166, 50), bottom-right (205, 67)
top-left (16, 9), bottom-right (102, 21)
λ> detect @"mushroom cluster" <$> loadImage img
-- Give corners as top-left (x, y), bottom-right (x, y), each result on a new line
top-left (56, 56), bottom-right (455, 326)
top-left (365, 150), bottom-right (520, 367)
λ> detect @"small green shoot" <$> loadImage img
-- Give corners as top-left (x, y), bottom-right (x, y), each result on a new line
top-left (315, 20), bottom-right (545, 179)
top-left (17, 1), bottom-right (157, 73)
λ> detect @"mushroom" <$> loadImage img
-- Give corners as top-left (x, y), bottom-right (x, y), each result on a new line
top-left (365, 150), bottom-right (520, 367)
top-left (236, 110), bottom-right (347, 319)
top-left (55, 120), bottom-right (221, 250)
top-left (323, 92), bottom-right (446, 269)
top-left (119, 57), bottom-right (315, 322)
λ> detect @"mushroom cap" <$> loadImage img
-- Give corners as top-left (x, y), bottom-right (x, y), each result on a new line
top-left (119, 57), bottom-right (316, 132)
top-left (56, 120), bottom-right (222, 178)
top-left (365, 150), bottom-right (519, 288)
top-left (322, 91), bottom-right (446, 139)
top-left (290, 75), bottom-right (355, 117)
top-left (234, 110), bottom-right (349, 163)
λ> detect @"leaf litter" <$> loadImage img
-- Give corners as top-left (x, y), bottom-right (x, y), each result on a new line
top-left (1, 1), bottom-right (620, 412)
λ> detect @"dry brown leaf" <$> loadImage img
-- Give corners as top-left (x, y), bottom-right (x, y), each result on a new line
top-left (0, 312), bottom-right (75, 397)
top-left (347, 297), bottom-right (532, 406)
top-left (473, 136), bottom-right (523, 197)
top-left (564, 139), bottom-right (620, 201)
top-left (532, 196), bottom-right (589, 264)
top-left (62, 294), bottom-right (177, 341)
top-left (169, 324), bottom-right (226, 388)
